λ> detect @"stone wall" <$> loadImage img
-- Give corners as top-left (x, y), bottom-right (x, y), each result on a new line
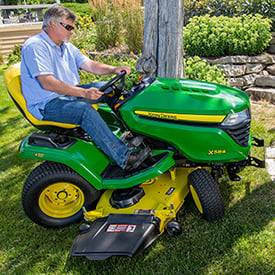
top-left (206, 54), bottom-right (275, 104)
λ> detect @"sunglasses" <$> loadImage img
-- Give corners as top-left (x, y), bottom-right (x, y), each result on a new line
top-left (59, 22), bottom-right (75, 31)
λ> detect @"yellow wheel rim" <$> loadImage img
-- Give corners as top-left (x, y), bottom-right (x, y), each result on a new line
top-left (190, 185), bottom-right (203, 214)
top-left (38, 182), bottom-right (85, 218)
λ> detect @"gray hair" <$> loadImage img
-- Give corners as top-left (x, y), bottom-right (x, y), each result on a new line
top-left (42, 5), bottom-right (77, 30)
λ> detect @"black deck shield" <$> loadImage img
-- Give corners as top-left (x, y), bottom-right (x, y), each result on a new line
top-left (70, 214), bottom-right (161, 261)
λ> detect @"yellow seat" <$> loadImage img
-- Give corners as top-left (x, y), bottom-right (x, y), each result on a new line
top-left (4, 63), bottom-right (96, 131)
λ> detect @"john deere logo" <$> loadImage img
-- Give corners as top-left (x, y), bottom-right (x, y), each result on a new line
top-left (134, 110), bottom-right (225, 123)
top-left (35, 153), bottom-right (44, 158)
top-left (208, 150), bottom-right (227, 156)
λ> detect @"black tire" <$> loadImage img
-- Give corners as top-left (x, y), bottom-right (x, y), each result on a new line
top-left (22, 161), bottom-right (100, 228)
top-left (188, 168), bottom-right (225, 222)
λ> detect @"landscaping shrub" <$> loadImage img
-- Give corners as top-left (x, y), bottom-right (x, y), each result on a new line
top-left (122, 2), bottom-right (144, 54)
top-left (183, 14), bottom-right (272, 56)
top-left (62, 3), bottom-right (92, 16)
top-left (183, 0), bottom-right (275, 31)
top-left (95, 10), bottom-right (123, 51)
top-left (71, 14), bottom-right (96, 52)
top-left (88, 0), bottom-right (144, 53)
top-left (86, 2), bottom-right (124, 51)
top-left (6, 45), bottom-right (21, 66)
top-left (184, 56), bottom-right (228, 85)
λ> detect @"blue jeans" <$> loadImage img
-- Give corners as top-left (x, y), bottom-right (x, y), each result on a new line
top-left (41, 82), bottom-right (130, 168)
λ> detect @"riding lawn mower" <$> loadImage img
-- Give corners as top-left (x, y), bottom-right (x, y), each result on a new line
top-left (4, 63), bottom-right (265, 260)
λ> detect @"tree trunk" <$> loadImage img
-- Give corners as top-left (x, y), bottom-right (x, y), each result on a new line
top-left (136, 0), bottom-right (185, 79)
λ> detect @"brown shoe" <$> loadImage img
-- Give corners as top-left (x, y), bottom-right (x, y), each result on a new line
top-left (125, 147), bottom-right (151, 171)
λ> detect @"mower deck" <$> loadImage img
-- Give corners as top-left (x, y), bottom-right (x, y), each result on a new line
top-left (70, 214), bottom-right (161, 260)
top-left (70, 167), bottom-right (195, 260)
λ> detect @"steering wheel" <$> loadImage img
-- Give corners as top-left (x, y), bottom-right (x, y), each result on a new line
top-left (99, 71), bottom-right (126, 95)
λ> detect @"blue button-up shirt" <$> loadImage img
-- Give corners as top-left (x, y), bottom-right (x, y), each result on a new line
top-left (21, 30), bottom-right (89, 119)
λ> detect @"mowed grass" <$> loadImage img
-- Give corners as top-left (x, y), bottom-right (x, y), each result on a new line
top-left (0, 66), bottom-right (274, 275)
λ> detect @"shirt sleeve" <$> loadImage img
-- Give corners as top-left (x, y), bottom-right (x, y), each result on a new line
top-left (22, 41), bottom-right (54, 78)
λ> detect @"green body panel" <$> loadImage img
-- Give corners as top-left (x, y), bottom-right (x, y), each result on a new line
top-left (20, 135), bottom-right (109, 189)
top-left (102, 150), bottom-right (175, 189)
top-left (97, 104), bottom-right (125, 135)
top-left (140, 78), bottom-right (250, 115)
top-left (19, 136), bottom-right (175, 190)
top-left (119, 78), bottom-right (251, 163)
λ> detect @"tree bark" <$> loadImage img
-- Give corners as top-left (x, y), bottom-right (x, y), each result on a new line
top-left (136, 0), bottom-right (185, 79)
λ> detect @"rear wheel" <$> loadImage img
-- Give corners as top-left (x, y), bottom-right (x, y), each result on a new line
top-left (188, 168), bottom-right (224, 221)
top-left (22, 161), bottom-right (100, 228)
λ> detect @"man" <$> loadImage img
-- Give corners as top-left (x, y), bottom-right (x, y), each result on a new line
top-left (21, 5), bottom-right (151, 171)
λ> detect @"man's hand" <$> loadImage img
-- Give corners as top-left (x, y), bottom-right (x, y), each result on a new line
top-left (113, 66), bottom-right (131, 75)
top-left (84, 87), bottom-right (104, 100)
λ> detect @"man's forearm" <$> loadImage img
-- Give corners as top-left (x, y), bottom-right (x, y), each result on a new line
top-left (37, 74), bottom-right (87, 97)
top-left (37, 74), bottom-right (103, 100)
top-left (81, 60), bottom-right (116, 75)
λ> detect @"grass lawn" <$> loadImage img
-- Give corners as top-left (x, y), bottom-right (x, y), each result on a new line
top-left (0, 66), bottom-right (274, 275)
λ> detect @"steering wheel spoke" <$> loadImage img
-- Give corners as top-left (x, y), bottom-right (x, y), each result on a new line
top-left (99, 71), bottom-right (126, 96)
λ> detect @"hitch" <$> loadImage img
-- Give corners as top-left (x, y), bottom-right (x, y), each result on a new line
top-left (252, 137), bottom-right (265, 147)
top-left (227, 136), bottom-right (266, 181)
top-left (247, 156), bottom-right (265, 168)
top-left (249, 137), bottom-right (265, 168)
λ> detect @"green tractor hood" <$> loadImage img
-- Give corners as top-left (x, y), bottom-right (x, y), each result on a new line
top-left (119, 78), bottom-right (251, 163)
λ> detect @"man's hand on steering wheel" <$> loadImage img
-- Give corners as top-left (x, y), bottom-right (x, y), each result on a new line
top-left (99, 66), bottom-right (131, 95)
top-left (113, 66), bottom-right (131, 76)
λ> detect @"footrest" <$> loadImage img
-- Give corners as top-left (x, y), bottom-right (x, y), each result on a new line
top-left (70, 214), bottom-right (160, 261)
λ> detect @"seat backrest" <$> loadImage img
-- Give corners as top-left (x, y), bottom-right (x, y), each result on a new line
top-left (4, 63), bottom-right (78, 130)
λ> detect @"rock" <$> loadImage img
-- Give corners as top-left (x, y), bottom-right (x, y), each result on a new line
top-left (227, 77), bottom-right (245, 88)
top-left (262, 70), bottom-right (270, 76)
top-left (209, 55), bottom-right (248, 64)
top-left (255, 75), bottom-right (275, 88)
top-left (266, 64), bottom-right (275, 75)
top-left (243, 73), bottom-right (258, 86)
top-left (247, 55), bottom-right (275, 64)
top-left (217, 64), bottom-right (246, 77)
top-left (245, 87), bottom-right (275, 103)
top-left (266, 159), bottom-right (275, 181)
top-left (246, 63), bottom-right (264, 74)
top-left (266, 146), bottom-right (275, 159)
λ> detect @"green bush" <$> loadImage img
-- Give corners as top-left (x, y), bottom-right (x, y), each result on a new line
top-left (7, 45), bottom-right (22, 66)
top-left (183, 14), bottom-right (272, 56)
top-left (91, 1), bottom-right (144, 53)
top-left (122, 7), bottom-right (144, 54)
top-left (184, 56), bottom-right (228, 85)
top-left (71, 14), bottom-right (96, 52)
top-left (95, 10), bottom-right (124, 51)
top-left (183, 0), bottom-right (275, 31)
top-left (61, 3), bottom-right (92, 16)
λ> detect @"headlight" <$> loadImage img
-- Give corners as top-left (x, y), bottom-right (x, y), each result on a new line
top-left (221, 109), bottom-right (250, 126)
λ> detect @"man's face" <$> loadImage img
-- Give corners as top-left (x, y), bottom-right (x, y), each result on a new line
top-left (55, 18), bottom-right (75, 43)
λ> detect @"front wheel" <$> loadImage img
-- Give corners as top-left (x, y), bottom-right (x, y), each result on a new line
top-left (188, 168), bottom-right (225, 222)
top-left (22, 161), bottom-right (100, 228)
